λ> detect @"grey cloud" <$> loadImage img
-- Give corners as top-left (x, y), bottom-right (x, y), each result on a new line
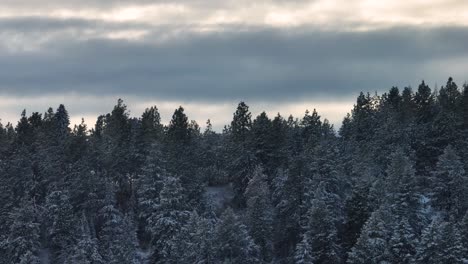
top-left (0, 25), bottom-right (467, 102)
top-left (0, 0), bottom-right (271, 9)
top-left (0, 16), bottom-right (157, 33)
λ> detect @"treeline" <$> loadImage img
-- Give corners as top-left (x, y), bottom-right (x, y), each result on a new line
top-left (0, 77), bottom-right (467, 263)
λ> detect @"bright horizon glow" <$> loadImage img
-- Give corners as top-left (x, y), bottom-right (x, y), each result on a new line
top-left (0, 94), bottom-right (354, 132)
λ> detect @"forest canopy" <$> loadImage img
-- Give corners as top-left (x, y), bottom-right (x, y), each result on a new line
top-left (0, 77), bottom-right (467, 263)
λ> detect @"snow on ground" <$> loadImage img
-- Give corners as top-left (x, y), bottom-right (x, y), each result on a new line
top-left (39, 248), bottom-right (50, 264)
top-left (137, 248), bottom-right (151, 264)
top-left (205, 184), bottom-right (234, 212)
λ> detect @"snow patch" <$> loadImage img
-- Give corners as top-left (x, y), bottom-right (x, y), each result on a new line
top-left (205, 184), bottom-right (234, 211)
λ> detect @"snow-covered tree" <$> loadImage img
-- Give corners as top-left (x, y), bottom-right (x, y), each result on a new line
top-left (148, 176), bottom-right (190, 263)
top-left (45, 190), bottom-right (76, 262)
top-left (385, 149), bottom-right (419, 217)
top-left (347, 207), bottom-right (392, 264)
top-left (301, 188), bottom-right (342, 264)
top-left (66, 213), bottom-right (104, 264)
top-left (173, 211), bottom-right (216, 263)
top-left (214, 208), bottom-right (260, 263)
top-left (343, 182), bottom-right (371, 252)
top-left (461, 211), bottom-right (468, 251)
top-left (135, 144), bottom-right (165, 232)
top-left (294, 235), bottom-right (314, 264)
top-left (415, 218), bottom-right (465, 264)
top-left (2, 198), bottom-right (42, 264)
top-left (388, 217), bottom-right (417, 263)
top-left (244, 166), bottom-right (274, 261)
top-left (431, 145), bottom-right (468, 218)
top-left (98, 191), bottom-right (139, 264)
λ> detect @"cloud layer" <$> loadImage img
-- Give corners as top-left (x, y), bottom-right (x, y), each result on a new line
top-left (0, 0), bottom-right (467, 128)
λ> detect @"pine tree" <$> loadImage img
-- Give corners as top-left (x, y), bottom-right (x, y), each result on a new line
top-left (431, 145), bottom-right (468, 218)
top-left (302, 191), bottom-right (342, 264)
top-left (167, 106), bottom-right (191, 143)
top-left (173, 211), bottom-right (216, 263)
top-left (136, 145), bottom-right (165, 230)
top-left (385, 149), bottom-right (422, 228)
top-left (228, 102), bottom-right (255, 206)
top-left (414, 80), bottom-right (435, 123)
top-left (301, 109), bottom-right (322, 145)
top-left (343, 183), bottom-right (371, 253)
top-left (45, 190), bottom-right (76, 262)
top-left (269, 113), bottom-right (288, 174)
top-left (67, 213), bottom-right (104, 264)
top-left (351, 92), bottom-right (376, 141)
top-left (251, 112), bottom-right (274, 169)
top-left (165, 107), bottom-right (202, 207)
top-left (68, 118), bottom-right (88, 162)
top-left (213, 208), bottom-right (260, 263)
top-left (462, 83), bottom-right (468, 130)
top-left (148, 176), bottom-right (190, 263)
top-left (294, 235), bottom-right (314, 264)
top-left (2, 198), bottom-right (42, 264)
top-left (415, 218), bottom-right (465, 264)
top-left (54, 104), bottom-right (70, 140)
top-left (401, 86), bottom-right (415, 123)
top-left (98, 99), bottom-right (133, 210)
top-left (305, 142), bottom-right (345, 225)
top-left (272, 163), bottom-right (304, 259)
top-left (244, 166), bottom-right (274, 261)
top-left (231, 102), bottom-right (252, 143)
top-left (438, 77), bottom-right (460, 112)
top-left (347, 207), bottom-right (392, 264)
top-left (140, 106), bottom-right (163, 143)
top-left (460, 211), bottom-right (468, 261)
top-left (98, 190), bottom-right (139, 264)
top-left (388, 217), bottom-right (417, 263)
top-left (15, 109), bottom-right (34, 146)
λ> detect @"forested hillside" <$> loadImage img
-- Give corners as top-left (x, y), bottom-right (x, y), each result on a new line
top-left (1, 77), bottom-right (467, 263)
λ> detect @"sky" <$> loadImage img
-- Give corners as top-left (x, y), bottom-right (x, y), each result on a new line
top-left (0, 0), bottom-right (467, 130)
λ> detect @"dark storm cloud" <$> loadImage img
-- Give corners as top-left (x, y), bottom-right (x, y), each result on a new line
top-left (0, 24), bottom-right (467, 102)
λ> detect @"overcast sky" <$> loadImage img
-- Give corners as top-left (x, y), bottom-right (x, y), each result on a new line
top-left (1, 0), bottom-right (467, 130)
